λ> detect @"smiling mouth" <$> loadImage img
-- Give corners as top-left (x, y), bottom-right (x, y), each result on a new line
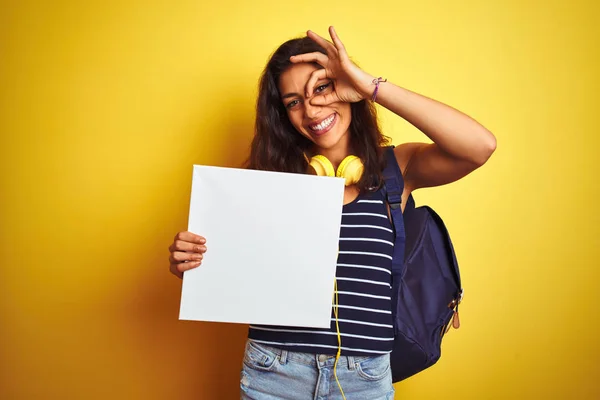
top-left (308, 114), bottom-right (336, 136)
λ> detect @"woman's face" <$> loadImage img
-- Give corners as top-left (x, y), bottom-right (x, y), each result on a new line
top-left (278, 63), bottom-right (352, 154)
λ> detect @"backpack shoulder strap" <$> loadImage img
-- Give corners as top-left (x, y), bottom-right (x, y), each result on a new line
top-left (382, 146), bottom-right (406, 275)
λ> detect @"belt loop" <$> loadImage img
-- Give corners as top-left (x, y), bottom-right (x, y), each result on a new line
top-left (279, 349), bottom-right (288, 365)
top-left (347, 355), bottom-right (356, 370)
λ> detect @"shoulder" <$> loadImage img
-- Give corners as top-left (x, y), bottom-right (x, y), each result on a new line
top-left (392, 142), bottom-right (427, 177)
top-left (380, 143), bottom-right (428, 205)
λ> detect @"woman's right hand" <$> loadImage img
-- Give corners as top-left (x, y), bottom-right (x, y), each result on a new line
top-left (168, 231), bottom-right (207, 279)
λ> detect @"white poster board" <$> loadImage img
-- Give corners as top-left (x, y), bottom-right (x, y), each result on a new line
top-left (179, 165), bottom-right (345, 328)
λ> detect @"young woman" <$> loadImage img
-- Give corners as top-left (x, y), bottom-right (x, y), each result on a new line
top-left (168, 26), bottom-right (496, 400)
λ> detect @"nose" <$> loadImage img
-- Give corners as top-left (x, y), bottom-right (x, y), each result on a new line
top-left (304, 99), bottom-right (322, 120)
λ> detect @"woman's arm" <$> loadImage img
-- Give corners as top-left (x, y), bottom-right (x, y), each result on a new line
top-left (371, 81), bottom-right (497, 192)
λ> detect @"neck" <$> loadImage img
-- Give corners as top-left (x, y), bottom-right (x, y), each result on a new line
top-left (312, 134), bottom-right (353, 170)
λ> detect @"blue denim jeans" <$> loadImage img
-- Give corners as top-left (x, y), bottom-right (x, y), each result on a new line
top-left (240, 340), bottom-right (395, 400)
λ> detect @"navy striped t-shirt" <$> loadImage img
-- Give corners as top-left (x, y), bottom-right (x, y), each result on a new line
top-left (248, 187), bottom-right (395, 356)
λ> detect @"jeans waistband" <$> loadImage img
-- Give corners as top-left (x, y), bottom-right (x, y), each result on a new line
top-left (246, 339), bottom-right (388, 370)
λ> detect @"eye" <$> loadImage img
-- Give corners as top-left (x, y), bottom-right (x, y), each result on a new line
top-left (286, 100), bottom-right (299, 109)
top-left (314, 82), bottom-right (331, 94)
top-left (285, 99), bottom-right (300, 109)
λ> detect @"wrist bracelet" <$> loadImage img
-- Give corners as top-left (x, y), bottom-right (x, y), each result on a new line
top-left (371, 77), bottom-right (387, 102)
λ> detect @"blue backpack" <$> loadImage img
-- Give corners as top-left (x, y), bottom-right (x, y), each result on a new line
top-left (381, 146), bottom-right (463, 382)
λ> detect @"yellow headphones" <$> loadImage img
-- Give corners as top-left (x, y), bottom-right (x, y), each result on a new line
top-left (306, 154), bottom-right (364, 186)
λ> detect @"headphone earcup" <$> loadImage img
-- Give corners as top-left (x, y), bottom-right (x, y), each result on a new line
top-left (337, 155), bottom-right (364, 186)
top-left (308, 155), bottom-right (336, 177)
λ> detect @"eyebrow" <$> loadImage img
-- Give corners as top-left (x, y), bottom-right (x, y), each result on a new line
top-left (281, 92), bottom-right (300, 100)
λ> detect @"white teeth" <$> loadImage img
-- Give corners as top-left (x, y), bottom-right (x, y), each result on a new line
top-left (310, 115), bottom-right (335, 131)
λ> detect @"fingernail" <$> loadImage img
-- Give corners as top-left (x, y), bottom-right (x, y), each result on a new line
top-left (194, 254), bottom-right (203, 260)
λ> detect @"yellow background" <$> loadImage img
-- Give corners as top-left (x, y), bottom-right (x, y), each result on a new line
top-left (1, 0), bottom-right (598, 399)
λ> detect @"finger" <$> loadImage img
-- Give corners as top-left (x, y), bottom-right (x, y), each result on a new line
top-left (170, 251), bottom-right (204, 263)
top-left (170, 240), bottom-right (207, 254)
top-left (328, 26), bottom-right (348, 59)
top-left (170, 261), bottom-right (201, 278)
top-left (290, 52), bottom-right (329, 67)
top-left (176, 261), bottom-right (202, 273)
top-left (306, 30), bottom-right (337, 55)
top-left (174, 231), bottom-right (206, 245)
top-left (305, 68), bottom-right (328, 98)
top-left (310, 92), bottom-right (340, 106)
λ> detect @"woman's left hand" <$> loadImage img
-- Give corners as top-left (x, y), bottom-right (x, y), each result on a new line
top-left (290, 26), bottom-right (376, 105)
